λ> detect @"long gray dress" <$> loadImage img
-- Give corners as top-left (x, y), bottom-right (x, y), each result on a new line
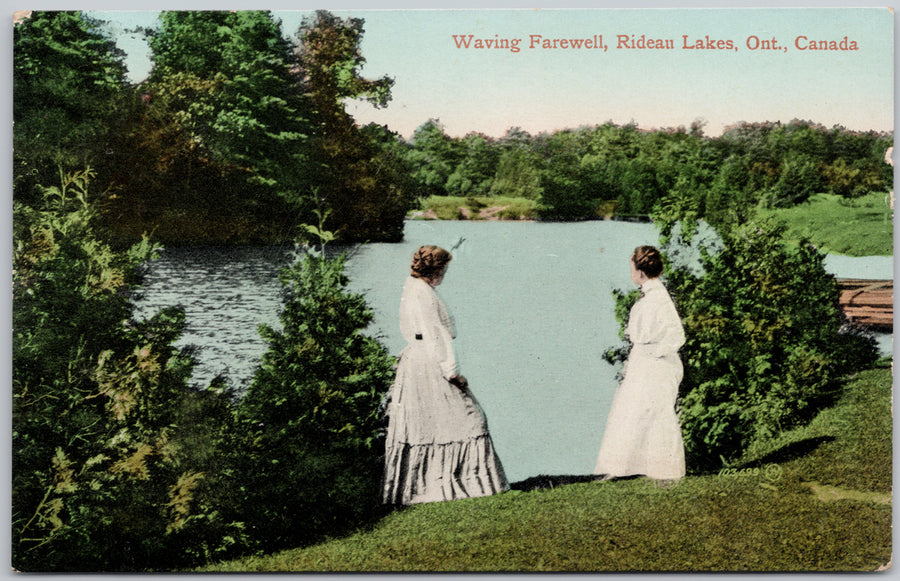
top-left (382, 276), bottom-right (508, 505)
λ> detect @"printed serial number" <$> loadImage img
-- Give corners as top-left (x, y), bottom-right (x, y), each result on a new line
top-left (718, 464), bottom-right (783, 481)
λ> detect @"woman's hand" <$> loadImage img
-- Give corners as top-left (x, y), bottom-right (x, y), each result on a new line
top-left (449, 374), bottom-right (468, 390)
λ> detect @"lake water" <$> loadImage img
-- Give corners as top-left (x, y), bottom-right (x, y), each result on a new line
top-left (132, 220), bottom-right (893, 483)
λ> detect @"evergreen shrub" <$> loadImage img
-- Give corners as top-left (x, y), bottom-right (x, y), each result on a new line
top-left (232, 236), bottom-right (395, 550)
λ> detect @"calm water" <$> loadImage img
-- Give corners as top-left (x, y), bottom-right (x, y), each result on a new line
top-left (132, 220), bottom-right (893, 483)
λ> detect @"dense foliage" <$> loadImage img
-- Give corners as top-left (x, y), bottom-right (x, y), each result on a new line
top-left (115, 11), bottom-right (312, 244)
top-left (12, 169), bottom-right (244, 571)
top-left (147, 12), bottom-right (310, 196)
top-left (12, 168), bottom-right (394, 570)
top-left (294, 11), bottom-right (415, 241)
top-left (14, 10), bottom-right (415, 247)
top-left (13, 12), bottom-right (129, 206)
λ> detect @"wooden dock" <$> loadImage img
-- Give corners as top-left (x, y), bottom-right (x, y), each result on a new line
top-left (837, 278), bottom-right (893, 330)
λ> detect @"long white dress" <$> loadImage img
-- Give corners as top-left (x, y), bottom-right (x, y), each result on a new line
top-left (594, 276), bottom-right (687, 480)
top-left (382, 276), bottom-right (508, 505)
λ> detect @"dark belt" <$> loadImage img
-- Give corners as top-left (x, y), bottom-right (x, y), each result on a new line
top-left (415, 334), bottom-right (423, 340)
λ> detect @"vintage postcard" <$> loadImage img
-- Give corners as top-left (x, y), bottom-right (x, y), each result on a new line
top-left (10, 4), bottom-right (894, 572)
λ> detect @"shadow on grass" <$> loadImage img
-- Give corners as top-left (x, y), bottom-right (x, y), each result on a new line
top-left (739, 436), bottom-right (836, 468)
top-left (505, 437), bottom-right (838, 492)
top-left (510, 474), bottom-right (644, 492)
top-left (685, 435), bottom-right (838, 476)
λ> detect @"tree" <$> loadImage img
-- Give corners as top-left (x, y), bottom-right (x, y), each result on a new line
top-left (13, 11), bottom-right (129, 204)
top-left (489, 127), bottom-right (542, 199)
top-left (147, 11), bottom-right (312, 203)
top-left (294, 10), bottom-right (412, 242)
top-left (763, 153), bottom-right (823, 207)
top-left (406, 119), bottom-right (460, 198)
top-left (536, 128), bottom-right (593, 219)
top-left (445, 132), bottom-right (499, 197)
top-left (12, 169), bottom-right (244, 570)
top-left (704, 155), bottom-right (757, 231)
top-left (490, 147), bottom-right (542, 200)
top-left (89, 10), bottom-right (318, 247)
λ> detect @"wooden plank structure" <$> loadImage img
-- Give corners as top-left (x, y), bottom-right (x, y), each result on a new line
top-left (837, 278), bottom-right (893, 330)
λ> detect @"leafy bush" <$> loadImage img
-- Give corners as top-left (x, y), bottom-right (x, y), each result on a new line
top-left (13, 12), bottom-right (128, 205)
top-left (12, 169), bottom-right (243, 571)
top-left (671, 219), bottom-right (878, 469)
top-left (231, 231), bottom-right (396, 550)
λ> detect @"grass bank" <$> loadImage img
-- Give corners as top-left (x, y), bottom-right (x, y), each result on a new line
top-left (199, 365), bottom-right (892, 572)
top-left (757, 192), bottom-right (894, 256)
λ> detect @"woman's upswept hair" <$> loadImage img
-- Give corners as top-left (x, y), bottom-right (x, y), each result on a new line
top-left (632, 245), bottom-right (664, 279)
top-left (410, 245), bottom-right (452, 279)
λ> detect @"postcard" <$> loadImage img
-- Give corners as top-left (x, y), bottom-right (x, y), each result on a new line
top-left (11, 5), bottom-right (894, 573)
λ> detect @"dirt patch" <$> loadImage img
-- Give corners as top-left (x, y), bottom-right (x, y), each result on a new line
top-left (805, 481), bottom-right (892, 505)
top-left (409, 204), bottom-right (531, 221)
top-left (479, 205), bottom-right (510, 220)
top-left (408, 209), bottom-right (440, 220)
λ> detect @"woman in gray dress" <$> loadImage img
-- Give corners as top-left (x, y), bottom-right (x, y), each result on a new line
top-left (382, 245), bottom-right (508, 505)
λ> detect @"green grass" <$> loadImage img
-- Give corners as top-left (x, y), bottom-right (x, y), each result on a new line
top-left (198, 366), bottom-right (892, 573)
top-left (738, 366), bottom-right (893, 494)
top-left (756, 192), bottom-right (894, 256)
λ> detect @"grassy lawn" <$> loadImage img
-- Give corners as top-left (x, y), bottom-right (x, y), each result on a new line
top-left (754, 192), bottom-right (893, 257)
top-left (199, 365), bottom-right (892, 573)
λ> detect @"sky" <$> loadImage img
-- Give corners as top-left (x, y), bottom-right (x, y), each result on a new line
top-left (84, 4), bottom-right (894, 140)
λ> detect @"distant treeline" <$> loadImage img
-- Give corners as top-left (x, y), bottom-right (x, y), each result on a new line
top-left (398, 118), bottom-right (892, 230)
top-left (14, 11), bottom-right (892, 248)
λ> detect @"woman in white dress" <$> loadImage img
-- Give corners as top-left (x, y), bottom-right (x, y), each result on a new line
top-left (382, 245), bottom-right (508, 506)
top-left (594, 245), bottom-right (686, 482)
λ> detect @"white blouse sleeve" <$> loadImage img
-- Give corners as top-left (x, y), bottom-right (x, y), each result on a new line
top-left (399, 278), bottom-right (458, 379)
top-left (626, 280), bottom-right (685, 358)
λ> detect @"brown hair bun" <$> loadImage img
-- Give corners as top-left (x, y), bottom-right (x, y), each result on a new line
top-left (632, 245), bottom-right (664, 279)
top-left (410, 245), bottom-right (452, 279)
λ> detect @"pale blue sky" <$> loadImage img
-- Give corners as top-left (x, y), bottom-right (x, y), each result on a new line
top-left (88, 7), bottom-right (893, 138)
